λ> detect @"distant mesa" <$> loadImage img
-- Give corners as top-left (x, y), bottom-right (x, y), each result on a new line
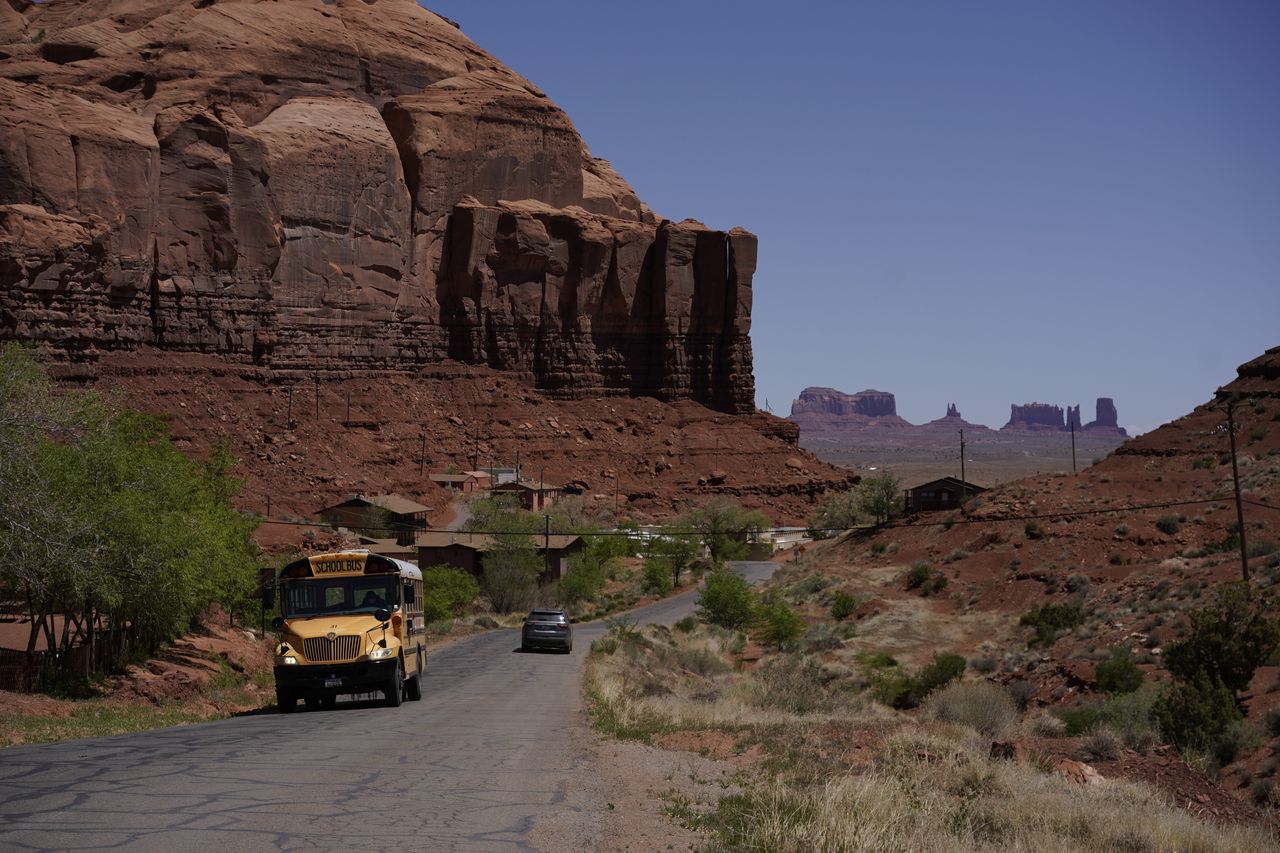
top-left (789, 387), bottom-right (911, 430)
top-left (789, 386), bottom-right (1125, 437)
top-left (1083, 397), bottom-right (1128, 437)
top-left (1002, 399), bottom-right (1126, 436)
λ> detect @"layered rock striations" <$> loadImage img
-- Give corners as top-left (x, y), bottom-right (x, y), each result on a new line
top-left (0, 0), bottom-right (755, 412)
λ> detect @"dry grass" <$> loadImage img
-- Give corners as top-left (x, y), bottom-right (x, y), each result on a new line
top-left (586, 622), bottom-right (1277, 852)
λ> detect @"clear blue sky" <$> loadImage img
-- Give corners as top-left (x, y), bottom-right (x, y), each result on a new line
top-left (426, 1), bottom-right (1279, 434)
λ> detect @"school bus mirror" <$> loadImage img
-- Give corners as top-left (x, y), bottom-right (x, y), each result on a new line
top-left (374, 607), bottom-right (391, 623)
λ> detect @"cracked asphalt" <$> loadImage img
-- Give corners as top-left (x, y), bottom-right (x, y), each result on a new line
top-left (0, 561), bottom-right (777, 853)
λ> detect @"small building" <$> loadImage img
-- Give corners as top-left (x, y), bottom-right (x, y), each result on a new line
top-left (317, 493), bottom-right (432, 543)
top-left (491, 479), bottom-right (561, 512)
top-left (429, 471), bottom-right (492, 493)
top-left (414, 531), bottom-right (584, 581)
top-left (358, 536), bottom-right (420, 564)
top-left (476, 466), bottom-right (518, 486)
top-left (904, 477), bottom-right (987, 514)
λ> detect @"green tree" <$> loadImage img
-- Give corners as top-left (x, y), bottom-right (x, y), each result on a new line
top-left (856, 474), bottom-right (901, 526)
top-left (697, 569), bottom-right (756, 629)
top-left (810, 489), bottom-right (862, 536)
top-left (641, 559), bottom-right (673, 596)
top-left (756, 599), bottom-right (804, 650)
top-left (683, 498), bottom-right (770, 564)
top-left (648, 527), bottom-right (699, 587)
top-left (1096, 648), bottom-right (1145, 695)
top-left (421, 566), bottom-right (480, 622)
top-left (1162, 583), bottom-right (1280, 695)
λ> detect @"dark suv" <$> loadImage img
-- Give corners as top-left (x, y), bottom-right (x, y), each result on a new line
top-left (521, 609), bottom-right (573, 653)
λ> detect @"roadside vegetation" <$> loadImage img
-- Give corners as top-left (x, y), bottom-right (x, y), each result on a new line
top-left (0, 345), bottom-right (260, 690)
top-left (585, 541), bottom-right (1280, 851)
top-left (809, 473), bottom-right (902, 536)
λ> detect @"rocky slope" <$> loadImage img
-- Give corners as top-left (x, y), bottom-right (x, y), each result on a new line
top-left (0, 0), bottom-right (754, 412)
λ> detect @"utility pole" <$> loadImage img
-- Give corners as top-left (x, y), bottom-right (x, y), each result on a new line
top-left (345, 390), bottom-right (351, 425)
top-left (959, 429), bottom-right (967, 501)
top-left (1070, 416), bottom-right (1077, 475)
top-left (286, 388), bottom-right (293, 425)
top-left (613, 471), bottom-right (620, 515)
top-left (1225, 397), bottom-right (1250, 583)
top-left (544, 513), bottom-right (551, 578)
top-left (313, 376), bottom-right (319, 420)
top-left (419, 433), bottom-right (426, 477)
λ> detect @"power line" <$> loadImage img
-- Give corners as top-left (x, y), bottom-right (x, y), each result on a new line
top-left (246, 493), bottom-right (1244, 539)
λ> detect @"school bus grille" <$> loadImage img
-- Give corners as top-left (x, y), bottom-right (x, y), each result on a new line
top-left (303, 636), bottom-right (361, 662)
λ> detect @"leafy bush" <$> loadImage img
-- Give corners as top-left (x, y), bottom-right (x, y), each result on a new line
top-left (756, 599), bottom-right (805, 651)
top-left (809, 489), bottom-right (861, 535)
top-left (682, 498), bottom-right (770, 564)
top-left (1153, 672), bottom-right (1240, 752)
top-left (903, 562), bottom-right (947, 596)
top-left (1095, 648), bottom-right (1145, 695)
top-left (1155, 516), bottom-right (1181, 535)
top-left (830, 591), bottom-right (859, 621)
top-left (856, 474), bottom-right (901, 525)
top-left (1163, 583), bottom-right (1280, 694)
top-left (1006, 679), bottom-right (1036, 711)
top-left (1020, 601), bottom-right (1086, 646)
top-left (927, 681), bottom-right (1017, 737)
top-left (969, 656), bottom-right (997, 674)
top-left (481, 543), bottom-right (543, 613)
top-left (641, 558), bottom-right (674, 596)
top-left (674, 614), bottom-right (698, 633)
top-left (558, 551), bottom-right (607, 606)
top-left (1077, 728), bottom-right (1121, 762)
top-left (873, 653), bottom-right (965, 710)
top-left (421, 566), bottom-right (481, 622)
top-left (1024, 521), bottom-right (1045, 540)
top-left (697, 570), bottom-right (757, 629)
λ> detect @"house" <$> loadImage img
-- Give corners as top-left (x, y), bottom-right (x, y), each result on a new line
top-left (904, 477), bottom-right (987, 513)
top-left (476, 466), bottom-right (518, 486)
top-left (491, 479), bottom-right (561, 511)
top-left (414, 531), bottom-right (584, 581)
top-left (358, 537), bottom-right (420, 564)
top-left (428, 471), bottom-right (492, 493)
top-left (317, 494), bottom-right (432, 543)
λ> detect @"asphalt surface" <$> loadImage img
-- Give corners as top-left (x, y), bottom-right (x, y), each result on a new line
top-left (0, 562), bottom-right (778, 853)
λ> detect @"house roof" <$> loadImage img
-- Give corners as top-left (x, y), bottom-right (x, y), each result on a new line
top-left (429, 473), bottom-right (474, 484)
top-left (413, 531), bottom-right (582, 553)
top-left (320, 493), bottom-right (431, 516)
top-left (358, 537), bottom-right (418, 557)
top-left (492, 479), bottom-right (561, 492)
top-left (906, 477), bottom-right (987, 493)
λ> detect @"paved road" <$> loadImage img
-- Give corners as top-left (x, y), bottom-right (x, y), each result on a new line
top-left (0, 562), bottom-right (778, 853)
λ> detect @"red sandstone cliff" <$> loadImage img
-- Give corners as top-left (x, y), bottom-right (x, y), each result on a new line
top-left (0, 0), bottom-right (754, 412)
top-left (788, 387), bottom-right (911, 432)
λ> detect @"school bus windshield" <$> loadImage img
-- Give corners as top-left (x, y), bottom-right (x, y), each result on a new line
top-left (283, 576), bottom-right (399, 617)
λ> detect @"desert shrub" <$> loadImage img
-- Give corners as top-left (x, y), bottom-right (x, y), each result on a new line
top-left (870, 541), bottom-right (886, 556)
top-left (1192, 456), bottom-right (1215, 470)
top-left (697, 569), bottom-right (757, 629)
top-left (1155, 515), bottom-right (1181, 535)
top-left (943, 548), bottom-right (970, 564)
top-left (1006, 679), bottom-right (1036, 711)
top-left (830, 591), bottom-right (859, 621)
top-left (674, 614), bottom-right (698, 633)
top-left (420, 566), bottom-right (481, 622)
top-left (1266, 707), bottom-right (1280, 738)
top-left (1077, 728), bottom-right (1122, 762)
top-left (1248, 540), bottom-right (1279, 558)
top-left (1153, 672), bottom-right (1241, 752)
top-left (1115, 523), bottom-right (1131, 536)
top-left (1057, 706), bottom-right (1102, 736)
top-left (558, 554), bottom-right (606, 606)
top-left (751, 656), bottom-right (834, 715)
top-left (674, 645), bottom-right (731, 677)
top-left (1095, 648), bottom-right (1145, 695)
top-left (875, 653), bottom-right (965, 710)
top-left (472, 615), bottom-right (499, 629)
top-left (1163, 582), bottom-right (1280, 695)
top-left (1249, 425), bottom-right (1268, 443)
top-left (803, 624), bottom-right (843, 652)
top-left (641, 558), bottom-right (674, 596)
top-left (969, 656), bottom-right (997, 674)
top-left (903, 562), bottom-right (947, 596)
top-left (591, 636), bottom-right (619, 655)
top-left (1020, 601), bottom-right (1086, 646)
top-left (756, 599), bottom-right (805, 651)
top-left (1065, 573), bottom-right (1091, 594)
top-left (1024, 521), bottom-right (1045, 540)
top-left (1029, 713), bottom-right (1067, 737)
top-left (1212, 720), bottom-right (1261, 766)
top-left (927, 681), bottom-right (1017, 737)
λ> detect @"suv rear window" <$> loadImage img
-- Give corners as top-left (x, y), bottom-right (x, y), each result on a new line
top-left (528, 610), bottom-right (566, 621)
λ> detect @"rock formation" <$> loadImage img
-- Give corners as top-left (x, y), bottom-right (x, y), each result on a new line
top-left (788, 387), bottom-right (911, 432)
top-left (0, 0), bottom-right (755, 412)
top-left (919, 402), bottom-right (991, 432)
top-left (946, 403), bottom-right (960, 418)
top-left (1084, 397), bottom-right (1127, 436)
top-left (1003, 403), bottom-right (1066, 431)
top-left (1066, 404), bottom-right (1082, 431)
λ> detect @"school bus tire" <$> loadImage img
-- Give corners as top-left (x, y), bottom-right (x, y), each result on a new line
top-left (276, 686), bottom-right (297, 714)
top-left (384, 659), bottom-right (404, 708)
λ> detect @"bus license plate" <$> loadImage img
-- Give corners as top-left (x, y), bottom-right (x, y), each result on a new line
top-left (325, 678), bottom-right (342, 688)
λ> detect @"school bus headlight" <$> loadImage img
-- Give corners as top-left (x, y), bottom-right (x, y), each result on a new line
top-left (278, 655), bottom-right (298, 665)
top-left (368, 646), bottom-right (396, 660)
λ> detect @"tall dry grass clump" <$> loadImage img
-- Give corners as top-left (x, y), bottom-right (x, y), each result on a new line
top-left (926, 680), bottom-right (1018, 738)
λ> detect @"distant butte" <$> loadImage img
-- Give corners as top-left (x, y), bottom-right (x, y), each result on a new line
top-left (788, 387), bottom-right (912, 432)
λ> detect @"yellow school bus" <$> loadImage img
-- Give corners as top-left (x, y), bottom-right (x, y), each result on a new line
top-left (268, 550), bottom-right (425, 712)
